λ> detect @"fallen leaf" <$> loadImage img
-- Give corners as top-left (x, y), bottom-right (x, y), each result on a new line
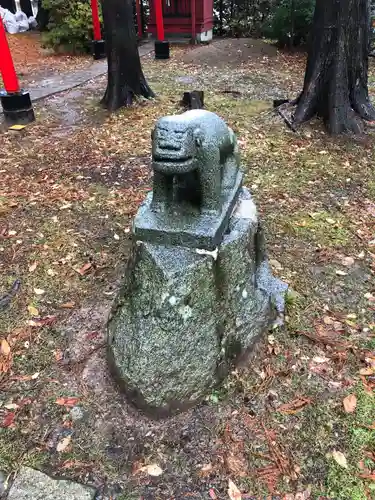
top-left (56, 435), bottom-right (72, 452)
top-left (336, 270), bottom-right (348, 276)
top-left (131, 460), bottom-right (145, 475)
top-left (11, 372), bottom-right (39, 381)
top-left (277, 397), bottom-right (312, 414)
top-left (333, 321), bottom-right (345, 331)
top-left (76, 262), bottom-right (92, 276)
top-left (226, 452), bottom-right (248, 477)
top-left (294, 488), bottom-right (312, 500)
top-left (28, 261), bottom-right (38, 272)
top-left (343, 394), bottom-right (357, 413)
top-left (331, 450), bottom-right (348, 469)
top-left (59, 301), bottom-right (76, 309)
top-left (323, 316), bottom-right (334, 325)
top-left (0, 339), bottom-right (11, 356)
top-left (55, 397), bottom-right (80, 407)
top-left (1, 411), bottom-right (16, 428)
top-left (358, 472), bottom-right (375, 480)
top-left (268, 334), bottom-right (276, 345)
top-left (143, 463), bottom-right (163, 476)
top-left (59, 203), bottom-right (72, 210)
top-left (85, 331), bottom-right (100, 340)
top-left (209, 489), bottom-right (218, 500)
top-left (61, 459), bottom-right (92, 470)
top-left (33, 288), bottom-right (45, 295)
top-left (361, 421), bottom-right (375, 430)
top-left (312, 356), bottom-right (330, 363)
top-left (341, 256), bottom-right (355, 267)
top-left (228, 479), bottom-right (242, 500)
top-left (199, 463), bottom-right (213, 477)
top-left (54, 350), bottom-right (63, 361)
top-left (27, 305), bottom-right (39, 317)
top-left (27, 315), bottom-right (57, 327)
top-left (269, 259), bottom-right (283, 271)
top-left (359, 367), bottom-right (374, 376)
top-left (4, 403), bottom-right (19, 410)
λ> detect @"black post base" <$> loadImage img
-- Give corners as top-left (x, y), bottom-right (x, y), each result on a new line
top-left (0, 90), bottom-right (35, 126)
top-left (182, 91), bottom-right (204, 109)
top-left (273, 99), bottom-right (289, 108)
top-left (92, 40), bottom-right (106, 60)
top-left (155, 40), bottom-right (170, 60)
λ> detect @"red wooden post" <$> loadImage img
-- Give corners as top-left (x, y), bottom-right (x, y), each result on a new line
top-left (90, 0), bottom-right (105, 60)
top-left (91, 0), bottom-right (102, 41)
top-left (136, 0), bottom-right (143, 38)
top-left (0, 16), bottom-right (34, 125)
top-left (154, 0), bottom-right (169, 59)
top-left (154, 0), bottom-right (165, 41)
top-left (0, 16), bottom-right (20, 93)
top-left (191, 0), bottom-right (196, 43)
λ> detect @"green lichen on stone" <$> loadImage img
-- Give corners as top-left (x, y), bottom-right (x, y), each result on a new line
top-left (108, 189), bottom-right (287, 416)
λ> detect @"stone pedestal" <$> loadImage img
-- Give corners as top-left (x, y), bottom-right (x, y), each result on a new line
top-left (107, 188), bottom-right (287, 417)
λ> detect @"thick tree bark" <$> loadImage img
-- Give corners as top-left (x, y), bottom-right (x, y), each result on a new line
top-left (293, 0), bottom-right (375, 134)
top-left (101, 0), bottom-right (154, 111)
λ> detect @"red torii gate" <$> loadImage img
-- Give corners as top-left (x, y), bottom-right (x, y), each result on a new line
top-left (89, 0), bottom-right (169, 59)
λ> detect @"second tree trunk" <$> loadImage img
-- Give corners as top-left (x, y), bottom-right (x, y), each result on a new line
top-left (294, 0), bottom-right (375, 134)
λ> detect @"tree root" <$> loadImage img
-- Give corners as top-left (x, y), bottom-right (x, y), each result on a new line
top-left (101, 81), bottom-right (154, 112)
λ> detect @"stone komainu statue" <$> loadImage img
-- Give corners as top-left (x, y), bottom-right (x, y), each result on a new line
top-left (151, 109), bottom-right (240, 213)
top-left (108, 109), bottom-right (287, 417)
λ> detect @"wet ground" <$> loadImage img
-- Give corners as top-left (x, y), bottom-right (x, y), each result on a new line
top-left (0, 39), bottom-right (374, 500)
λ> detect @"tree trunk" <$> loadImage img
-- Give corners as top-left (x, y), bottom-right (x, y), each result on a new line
top-left (219, 0), bottom-right (223, 36)
top-left (293, 0), bottom-right (375, 134)
top-left (101, 0), bottom-right (154, 111)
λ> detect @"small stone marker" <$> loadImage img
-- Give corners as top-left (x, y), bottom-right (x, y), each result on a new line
top-left (7, 466), bottom-right (96, 500)
top-left (182, 90), bottom-right (204, 109)
top-left (107, 109), bottom-right (287, 417)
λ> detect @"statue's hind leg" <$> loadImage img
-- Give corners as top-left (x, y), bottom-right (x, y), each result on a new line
top-left (222, 134), bottom-right (240, 190)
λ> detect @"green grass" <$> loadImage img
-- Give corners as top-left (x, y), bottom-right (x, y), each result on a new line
top-left (326, 386), bottom-right (375, 500)
top-left (283, 210), bottom-right (351, 247)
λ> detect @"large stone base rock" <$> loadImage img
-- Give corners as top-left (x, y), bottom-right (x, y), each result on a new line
top-left (7, 467), bottom-right (95, 500)
top-left (107, 188), bottom-right (287, 417)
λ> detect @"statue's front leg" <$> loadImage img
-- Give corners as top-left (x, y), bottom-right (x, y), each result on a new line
top-left (222, 160), bottom-right (238, 190)
top-left (200, 167), bottom-right (221, 214)
top-left (151, 172), bottom-right (173, 212)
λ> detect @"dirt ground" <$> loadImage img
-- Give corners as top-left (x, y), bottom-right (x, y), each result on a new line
top-left (181, 38), bottom-right (279, 67)
top-left (0, 39), bottom-right (374, 500)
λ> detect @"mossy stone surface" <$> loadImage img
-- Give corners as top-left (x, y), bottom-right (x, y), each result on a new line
top-left (108, 188), bottom-right (287, 416)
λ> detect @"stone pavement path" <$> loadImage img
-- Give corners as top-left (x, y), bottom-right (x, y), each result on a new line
top-left (1, 42), bottom-right (154, 111)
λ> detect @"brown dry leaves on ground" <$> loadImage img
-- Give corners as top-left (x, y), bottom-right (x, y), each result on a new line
top-left (5, 32), bottom-right (91, 80)
top-left (0, 39), bottom-right (375, 499)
